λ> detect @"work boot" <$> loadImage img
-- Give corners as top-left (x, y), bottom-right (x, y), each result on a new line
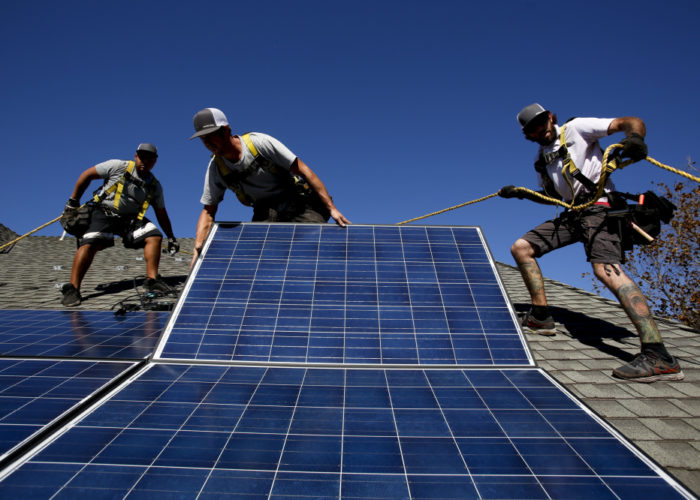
top-left (61, 284), bottom-right (82, 307)
top-left (145, 277), bottom-right (172, 294)
top-left (612, 352), bottom-right (685, 383)
top-left (521, 310), bottom-right (557, 336)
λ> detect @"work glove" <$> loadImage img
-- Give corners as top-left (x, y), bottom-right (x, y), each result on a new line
top-left (166, 237), bottom-right (180, 256)
top-left (498, 185), bottom-right (523, 199)
top-left (619, 133), bottom-right (648, 162)
top-left (64, 197), bottom-right (79, 211)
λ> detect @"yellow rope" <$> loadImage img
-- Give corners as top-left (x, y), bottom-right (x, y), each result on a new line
top-left (397, 193), bottom-right (499, 225)
top-left (396, 145), bottom-right (699, 225)
top-left (0, 215), bottom-right (63, 252)
top-left (645, 156), bottom-right (700, 183)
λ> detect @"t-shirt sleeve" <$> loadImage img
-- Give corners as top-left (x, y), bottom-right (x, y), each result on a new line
top-left (249, 133), bottom-right (297, 170)
top-left (200, 158), bottom-right (228, 205)
top-left (94, 159), bottom-right (125, 180)
top-left (570, 118), bottom-right (614, 142)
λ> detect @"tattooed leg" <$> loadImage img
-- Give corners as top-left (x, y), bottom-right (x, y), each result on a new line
top-left (511, 239), bottom-right (547, 306)
top-left (519, 261), bottom-right (547, 305)
top-left (593, 263), bottom-right (662, 344)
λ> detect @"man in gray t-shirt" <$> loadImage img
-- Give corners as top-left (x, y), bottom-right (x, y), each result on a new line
top-left (189, 107), bottom-right (350, 263)
top-left (59, 143), bottom-right (179, 307)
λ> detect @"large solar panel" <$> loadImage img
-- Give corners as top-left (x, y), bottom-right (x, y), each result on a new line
top-left (155, 224), bottom-right (532, 366)
top-left (0, 310), bottom-right (166, 360)
top-left (0, 223), bottom-right (693, 499)
top-left (0, 364), bottom-right (687, 498)
top-left (0, 359), bottom-right (136, 462)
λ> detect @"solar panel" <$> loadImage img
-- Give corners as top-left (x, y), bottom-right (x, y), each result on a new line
top-left (0, 310), bottom-right (167, 360)
top-left (0, 223), bottom-right (692, 499)
top-left (0, 359), bottom-right (136, 462)
top-left (0, 364), bottom-right (687, 498)
top-left (155, 224), bottom-right (532, 366)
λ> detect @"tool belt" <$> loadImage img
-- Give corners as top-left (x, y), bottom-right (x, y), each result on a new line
top-left (606, 191), bottom-right (677, 251)
top-left (60, 203), bottom-right (94, 237)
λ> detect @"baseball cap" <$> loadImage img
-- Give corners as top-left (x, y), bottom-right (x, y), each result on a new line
top-left (517, 103), bottom-right (549, 130)
top-left (190, 108), bottom-right (229, 139)
top-left (136, 143), bottom-right (158, 156)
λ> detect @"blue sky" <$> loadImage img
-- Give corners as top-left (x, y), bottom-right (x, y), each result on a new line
top-left (2, 0), bottom-right (698, 293)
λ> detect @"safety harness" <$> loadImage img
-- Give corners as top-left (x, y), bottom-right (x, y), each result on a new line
top-left (535, 123), bottom-right (606, 205)
top-left (213, 133), bottom-right (316, 207)
top-left (533, 122), bottom-right (677, 258)
top-left (94, 160), bottom-right (157, 220)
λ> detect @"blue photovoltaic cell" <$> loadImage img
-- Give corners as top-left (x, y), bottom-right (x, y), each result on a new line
top-left (0, 358), bottom-right (135, 461)
top-left (0, 310), bottom-right (167, 360)
top-left (158, 224), bottom-right (530, 365)
top-left (0, 223), bottom-right (690, 498)
top-left (0, 364), bottom-right (686, 499)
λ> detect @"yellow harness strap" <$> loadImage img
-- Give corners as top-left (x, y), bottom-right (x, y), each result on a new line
top-left (113, 161), bottom-right (135, 210)
top-left (93, 161), bottom-right (154, 220)
top-left (241, 133), bottom-right (259, 157)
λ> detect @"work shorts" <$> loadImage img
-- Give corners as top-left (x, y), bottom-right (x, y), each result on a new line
top-left (79, 208), bottom-right (162, 249)
top-left (521, 206), bottom-right (622, 264)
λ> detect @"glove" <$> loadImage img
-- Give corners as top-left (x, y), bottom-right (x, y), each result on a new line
top-left (166, 238), bottom-right (180, 256)
top-left (498, 185), bottom-right (523, 199)
top-left (620, 133), bottom-right (648, 162)
top-left (64, 197), bottom-right (79, 211)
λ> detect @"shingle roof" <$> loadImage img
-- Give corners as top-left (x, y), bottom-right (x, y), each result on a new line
top-left (0, 231), bottom-right (698, 495)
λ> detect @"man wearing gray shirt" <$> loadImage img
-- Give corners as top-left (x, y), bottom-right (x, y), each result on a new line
top-left (60, 143), bottom-right (178, 307)
top-left (189, 107), bottom-right (350, 263)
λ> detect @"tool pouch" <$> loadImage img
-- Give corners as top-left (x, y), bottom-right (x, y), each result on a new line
top-left (606, 191), bottom-right (676, 251)
top-left (60, 203), bottom-right (94, 237)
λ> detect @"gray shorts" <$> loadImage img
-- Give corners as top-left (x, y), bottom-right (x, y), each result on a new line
top-left (79, 208), bottom-right (162, 249)
top-left (521, 206), bottom-right (623, 264)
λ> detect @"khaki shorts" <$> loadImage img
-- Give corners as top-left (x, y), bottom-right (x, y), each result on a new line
top-left (521, 206), bottom-right (623, 264)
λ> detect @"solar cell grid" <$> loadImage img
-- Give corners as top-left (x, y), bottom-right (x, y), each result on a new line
top-left (0, 310), bottom-right (166, 360)
top-left (0, 223), bottom-right (691, 499)
top-left (157, 224), bottom-right (531, 366)
top-left (0, 364), bottom-right (687, 499)
top-left (0, 359), bottom-right (135, 462)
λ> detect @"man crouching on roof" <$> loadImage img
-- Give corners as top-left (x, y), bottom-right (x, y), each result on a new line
top-left (60, 143), bottom-right (179, 307)
top-left (498, 103), bottom-right (683, 383)
top-left (188, 107), bottom-right (350, 266)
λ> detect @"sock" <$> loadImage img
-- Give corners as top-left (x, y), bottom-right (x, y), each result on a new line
top-left (531, 305), bottom-right (550, 321)
top-left (642, 342), bottom-right (672, 361)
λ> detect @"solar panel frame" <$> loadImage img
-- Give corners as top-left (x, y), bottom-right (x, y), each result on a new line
top-left (153, 223), bottom-right (534, 368)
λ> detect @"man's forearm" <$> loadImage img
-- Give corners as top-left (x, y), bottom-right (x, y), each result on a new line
top-left (194, 207), bottom-right (216, 253)
top-left (156, 210), bottom-right (175, 240)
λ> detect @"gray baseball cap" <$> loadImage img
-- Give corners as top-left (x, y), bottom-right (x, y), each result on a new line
top-left (136, 143), bottom-right (158, 156)
top-left (517, 103), bottom-right (549, 130)
top-left (190, 108), bottom-right (229, 139)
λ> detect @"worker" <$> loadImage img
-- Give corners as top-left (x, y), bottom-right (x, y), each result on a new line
top-left (60, 143), bottom-right (178, 306)
top-left (499, 103), bottom-right (683, 382)
top-left (189, 107), bottom-right (349, 263)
